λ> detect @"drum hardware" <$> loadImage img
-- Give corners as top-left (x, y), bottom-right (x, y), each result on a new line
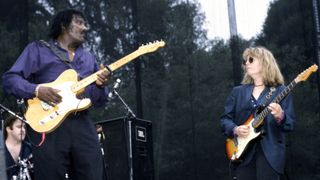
top-left (8, 155), bottom-right (33, 180)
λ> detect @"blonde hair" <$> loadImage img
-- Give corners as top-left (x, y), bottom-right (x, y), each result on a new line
top-left (241, 46), bottom-right (284, 86)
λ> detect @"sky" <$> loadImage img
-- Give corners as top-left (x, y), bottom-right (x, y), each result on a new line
top-left (198, 0), bottom-right (273, 40)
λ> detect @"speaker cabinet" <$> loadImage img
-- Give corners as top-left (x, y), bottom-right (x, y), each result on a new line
top-left (96, 117), bottom-right (154, 180)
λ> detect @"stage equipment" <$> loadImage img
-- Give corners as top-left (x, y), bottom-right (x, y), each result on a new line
top-left (96, 117), bottom-right (154, 180)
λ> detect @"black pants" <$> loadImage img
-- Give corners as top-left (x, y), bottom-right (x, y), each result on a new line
top-left (28, 114), bottom-right (103, 180)
top-left (234, 144), bottom-right (280, 180)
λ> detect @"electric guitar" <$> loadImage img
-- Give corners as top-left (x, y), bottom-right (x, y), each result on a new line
top-left (25, 40), bottom-right (165, 133)
top-left (225, 64), bottom-right (318, 161)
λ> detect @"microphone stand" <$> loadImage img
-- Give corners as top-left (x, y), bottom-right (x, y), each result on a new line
top-left (110, 83), bottom-right (136, 180)
top-left (112, 89), bottom-right (136, 119)
top-left (96, 125), bottom-right (109, 180)
top-left (0, 103), bottom-right (26, 123)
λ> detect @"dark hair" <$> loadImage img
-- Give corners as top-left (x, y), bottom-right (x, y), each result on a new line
top-left (48, 9), bottom-right (86, 39)
top-left (3, 115), bottom-right (19, 139)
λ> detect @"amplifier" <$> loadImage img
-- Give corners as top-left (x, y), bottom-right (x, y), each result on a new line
top-left (96, 117), bottom-right (154, 180)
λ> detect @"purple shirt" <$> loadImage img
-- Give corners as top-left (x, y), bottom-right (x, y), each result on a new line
top-left (2, 40), bottom-right (108, 107)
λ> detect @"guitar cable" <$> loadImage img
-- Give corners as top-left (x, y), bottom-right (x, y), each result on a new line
top-left (229, 160), bottom-right (237, 180)
top-left (15, 98), bottom-right (46, 148)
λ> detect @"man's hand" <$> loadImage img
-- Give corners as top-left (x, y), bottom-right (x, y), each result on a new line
top-left (96, 64), bottom-right (111, 86)
top-left (37, 86), bottom-right (62, 105)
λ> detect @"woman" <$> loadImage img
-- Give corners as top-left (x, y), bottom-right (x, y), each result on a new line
top-left (220, 46), bottom-right (295, 180)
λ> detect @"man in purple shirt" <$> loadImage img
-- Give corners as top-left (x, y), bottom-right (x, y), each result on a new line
top-left (2, 9), bottom-right (110, 180)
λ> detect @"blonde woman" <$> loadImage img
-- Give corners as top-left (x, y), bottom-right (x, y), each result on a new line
top-left (220, 47), bottom-right (295, 180)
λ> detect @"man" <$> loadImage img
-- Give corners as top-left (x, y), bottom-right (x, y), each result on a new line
top-left (2, 9), bottom-right (110, 180)
top-left (4, 115), bottom-right (32, 180)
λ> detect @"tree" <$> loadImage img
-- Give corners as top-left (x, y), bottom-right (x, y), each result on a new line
top-left (256, 0), bottom-right (319, 179)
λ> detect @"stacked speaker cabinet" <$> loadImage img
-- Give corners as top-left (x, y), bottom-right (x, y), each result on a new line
top-left (96, 117), bottom-right (154, 180)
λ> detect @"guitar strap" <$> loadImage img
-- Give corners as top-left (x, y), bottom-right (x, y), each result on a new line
top-left (39, 40), bottom-right (113, 75)
top-left (260, 86), bottom-right (277, 107)
top-left (39, 40), bottom-right (74, 69)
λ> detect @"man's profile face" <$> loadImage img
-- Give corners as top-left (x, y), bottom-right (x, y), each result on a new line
top-left (65, 15), bottom-right (88, 44)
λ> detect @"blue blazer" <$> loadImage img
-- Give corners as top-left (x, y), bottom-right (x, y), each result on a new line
top-left (220, 84), bottom-right (295, 173)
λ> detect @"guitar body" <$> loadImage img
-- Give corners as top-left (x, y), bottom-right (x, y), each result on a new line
top-left (225, 114), bottom-right (261, 161)
top-left (25, 69), bottom-right (92, 133)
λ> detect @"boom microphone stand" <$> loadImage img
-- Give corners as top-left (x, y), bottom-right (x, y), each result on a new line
top-left (109, 79), bottom-right (136, 119)
top-left (0, 103), bottom-right (25, 123)
top-left (96, 124), bottom-right (109, 180)
top-left (109, 79), bottom-right (136, 180)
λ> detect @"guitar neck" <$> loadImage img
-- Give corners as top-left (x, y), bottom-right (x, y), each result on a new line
top-left (108, 50), bottom-right (142, 71)
top-left (71, 50), bottom-right (143, 93)
top-left (252, 81), bottom-right (297, 128)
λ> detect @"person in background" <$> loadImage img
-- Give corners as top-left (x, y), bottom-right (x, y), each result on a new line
top-left (220, 46), bottom-right (295, 180)
top-left (4, 115), bottom-right (32, 180)
top-left (2, 9), bottom-right (110, 180)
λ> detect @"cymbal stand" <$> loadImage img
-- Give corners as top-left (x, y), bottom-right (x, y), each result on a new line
top-left (11, 156), bottom-right (33, 180)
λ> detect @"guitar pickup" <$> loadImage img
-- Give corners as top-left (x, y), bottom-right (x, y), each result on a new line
top-left (40, 101), bottom-right (52, 111)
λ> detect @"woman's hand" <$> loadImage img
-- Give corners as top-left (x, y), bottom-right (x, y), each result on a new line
top-left (268, 102), bottom-right (284, 123)
top-left (234, 125), bottom-right (250, 138)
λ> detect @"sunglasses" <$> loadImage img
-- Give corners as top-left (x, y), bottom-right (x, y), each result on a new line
top-left (242, 56), bottom-right (254, 65)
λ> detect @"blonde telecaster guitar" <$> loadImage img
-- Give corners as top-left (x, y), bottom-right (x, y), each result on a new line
top-left (25, 40), bottom-right (165, 133)
top-left (225, 64), bottom-right (318, 161)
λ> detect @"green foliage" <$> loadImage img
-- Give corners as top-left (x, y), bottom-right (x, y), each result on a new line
top-left (256, 0), bottom-right (319, 179)
top-left (1, 0), bottom-right (319, 179)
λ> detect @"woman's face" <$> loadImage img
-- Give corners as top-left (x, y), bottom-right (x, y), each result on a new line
top-left (243, 56), bottom-right (263, 78)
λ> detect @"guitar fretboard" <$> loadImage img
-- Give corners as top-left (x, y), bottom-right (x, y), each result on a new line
top-left (71, 50), bottom-right (143, 93)
top-left (252, 81), bottom-right (297, 128)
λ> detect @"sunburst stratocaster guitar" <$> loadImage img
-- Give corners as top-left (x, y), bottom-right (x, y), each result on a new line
top-left (225, 64), bottom-right (318, 161)
top-left (25, 40), bottom-right (165, 133)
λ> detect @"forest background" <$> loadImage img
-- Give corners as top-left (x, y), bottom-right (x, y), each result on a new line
top-left (0, 0), bottom-right (319, 179)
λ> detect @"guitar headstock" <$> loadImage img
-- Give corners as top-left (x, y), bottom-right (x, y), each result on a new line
top-left (138, 40), bottom-right (165, 53)
top-left (295, 64), bottom-right (318, 83)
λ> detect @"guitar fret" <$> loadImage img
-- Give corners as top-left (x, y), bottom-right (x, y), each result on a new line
top-left (71, 50), bottom-right (144, 93)
top-left (109, 51), bottom-right (140, 71)
top-left (252, 81), bottom-right (297, 128)
top-left (71, 70), bottom-right (102, 93)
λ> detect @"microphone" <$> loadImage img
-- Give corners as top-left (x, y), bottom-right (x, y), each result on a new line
top-left (17, 98), bottom-right (27, 116)
top-left (108, 78), bottom-right (121, 99)
top-left (113, 78), bottom-right (121, 89)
